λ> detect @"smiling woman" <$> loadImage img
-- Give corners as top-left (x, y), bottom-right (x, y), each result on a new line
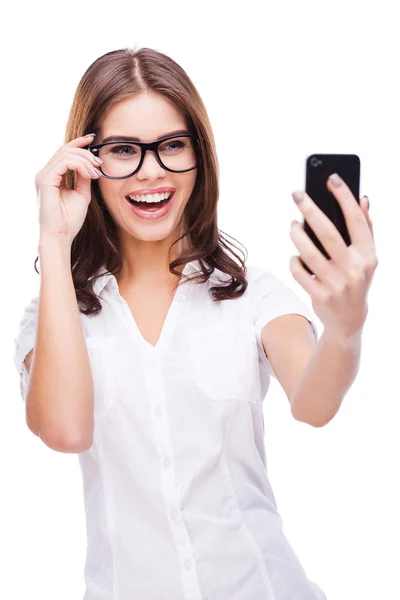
top-left (31, 47), bottom-right (248, 316)
top-left (13, 46), bottom-right (328, 600)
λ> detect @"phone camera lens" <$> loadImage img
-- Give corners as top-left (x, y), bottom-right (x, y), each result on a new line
top-left (310, 157), bottom-right (320, 168)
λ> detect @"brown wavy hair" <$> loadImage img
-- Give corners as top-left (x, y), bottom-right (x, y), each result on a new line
top-left (34, 46), bottom-right (248, 315)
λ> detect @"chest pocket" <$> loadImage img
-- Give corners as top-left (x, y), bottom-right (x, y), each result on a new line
top-left (188, 324), bottom-right (260, 402)
top-left (85, 336), bottom-right (116, 420)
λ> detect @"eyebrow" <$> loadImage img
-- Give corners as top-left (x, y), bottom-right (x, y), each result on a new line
top-left (101, 129), bottom-right (190, 143)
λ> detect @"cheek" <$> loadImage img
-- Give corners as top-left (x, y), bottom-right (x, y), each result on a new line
top-left (97, 180), bottom-right (123, 209)
top-left (97, 178), bottom-right (112, 199)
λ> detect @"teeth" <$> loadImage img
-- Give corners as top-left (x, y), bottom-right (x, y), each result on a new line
top-left (127, 192), bottom-right (172, 203)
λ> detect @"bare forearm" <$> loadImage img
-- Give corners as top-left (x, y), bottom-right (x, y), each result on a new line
top-left (27, 239), bottom-right (94, 451)
top-left (290, 328), bottom-right (362, 427)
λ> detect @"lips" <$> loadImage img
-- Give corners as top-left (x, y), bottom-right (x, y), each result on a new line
top-left (126, 188), bottom-right (176, 220)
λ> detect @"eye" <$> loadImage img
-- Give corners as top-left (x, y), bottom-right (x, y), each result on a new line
top-left (159, 140), bottom-right (186, 152)
top-left (108, 144), bottom-right (137, 156)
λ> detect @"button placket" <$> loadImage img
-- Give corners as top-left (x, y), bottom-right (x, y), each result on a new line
top-left (170, 507), bottom-right (179, 520)
top-left (135, 281), bottom-right (203, 599)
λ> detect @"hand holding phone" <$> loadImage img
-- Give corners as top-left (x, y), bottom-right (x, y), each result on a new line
top-left (289, 158), bottom-right (378, 342)
top-left (301, 154), bottom-right (360, 275)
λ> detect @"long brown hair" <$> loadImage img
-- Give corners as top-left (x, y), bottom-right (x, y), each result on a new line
top-left (34, 46), bottom-right (248, 315)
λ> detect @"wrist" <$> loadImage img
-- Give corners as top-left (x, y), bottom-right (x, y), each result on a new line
top-left (321, 327), bottom-right (363, 349)
top-left (38, 237), bottom-right (72, 269)
top-left (38, 235), bottom-right (72, 254)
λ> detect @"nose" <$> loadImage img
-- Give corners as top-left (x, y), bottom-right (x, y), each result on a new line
top-left (136, 149), bottom-right (166, 179)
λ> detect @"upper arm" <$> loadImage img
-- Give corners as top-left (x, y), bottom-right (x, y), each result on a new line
top-left (261, 313), bottom-right (317, 402)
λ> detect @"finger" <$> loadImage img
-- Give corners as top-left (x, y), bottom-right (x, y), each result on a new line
top-left (290, 220), bottom-right (346, 287)
top-left (63, 134), bottom-right (105, 169)
top-left (361, 194), bottom-right (369, 211)
top-left (65, 157), bottom-right (102, 198)
top-left (292, 190), bottom-right (349, 266)
top-left (360, 195), bottom-right (374, 239)
top-left (59, 154), bottom-right (103, 179)
top-left (40, 155), bottom-right (102, 189)
top-left (61, 145), bottom-right (104, 169)
top-left (66, 133), bottom-right (97, 148)
top-left (326, 174), bottom-right (373, 248)
top-left (289, 255), bottom-right (326, 297)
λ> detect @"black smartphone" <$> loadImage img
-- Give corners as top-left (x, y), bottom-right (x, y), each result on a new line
top-left (302, 153), bottom-right (361, 275)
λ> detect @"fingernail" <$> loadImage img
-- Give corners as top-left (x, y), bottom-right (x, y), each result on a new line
top-left (84, 133), bottom-right (96, 138)
top-left (292, 191), bottom-right (305, 204)
top-left (94, 167), bottom-right (103, 176)
top-left (329, 173), bottom-right (342, 187)
top-left (291, 219), bottom-right (300, 227)
top-left (364, 195), bottom-right (370, 209)
top-left (93, 156), bottom-right (104, 164)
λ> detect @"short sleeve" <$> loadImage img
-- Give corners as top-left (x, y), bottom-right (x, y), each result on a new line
top-left (247, 264), bottom-right (318, 378)
top-left (13, 296), bottom-right (39, 403)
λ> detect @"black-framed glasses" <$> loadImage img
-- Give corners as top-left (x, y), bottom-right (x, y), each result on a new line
top-left (86, 133), bottom-right (201, 179)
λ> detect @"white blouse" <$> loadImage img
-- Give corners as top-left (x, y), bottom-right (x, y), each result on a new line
top-left (13, 259), bottom-right (327, 600)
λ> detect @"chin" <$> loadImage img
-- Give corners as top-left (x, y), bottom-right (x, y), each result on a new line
top-left (125, 220), bottom-right (181, 242)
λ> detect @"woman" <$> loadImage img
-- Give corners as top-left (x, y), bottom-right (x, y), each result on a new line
top-left (13, 46), bottom-right (377, 600)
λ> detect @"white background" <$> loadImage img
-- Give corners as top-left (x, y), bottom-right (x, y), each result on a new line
top-left (2, 1), bottom-right (399, 599)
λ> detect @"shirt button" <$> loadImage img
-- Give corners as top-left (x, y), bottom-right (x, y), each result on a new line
top-left (178, 292), bottom-right (186, 301)
top-left (162, 458), bottom-right (171, 469)
top-left (170, 507), bottom-right (179, 520)
top-left (155, 406), bottom-right (162, 416)
top-left (184, 558), bottom-right (192, 570)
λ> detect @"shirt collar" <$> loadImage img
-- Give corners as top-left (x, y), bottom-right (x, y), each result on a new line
top-left (90, 259), bottom-right (228, 297)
